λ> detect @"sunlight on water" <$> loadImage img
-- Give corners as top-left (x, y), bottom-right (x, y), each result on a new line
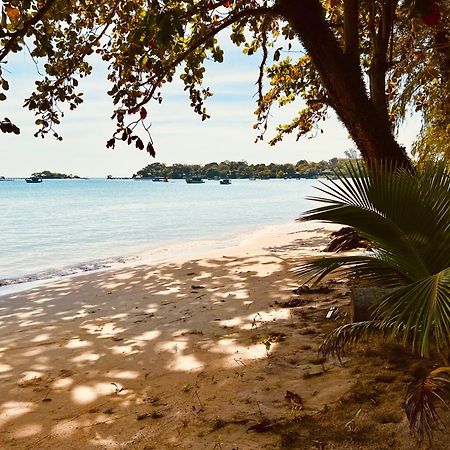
top-left (0, 178), bottom-right (319, 282)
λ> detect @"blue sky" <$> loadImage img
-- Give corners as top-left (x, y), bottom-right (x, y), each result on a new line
top-left (1, 36), bottom-right (421, 177)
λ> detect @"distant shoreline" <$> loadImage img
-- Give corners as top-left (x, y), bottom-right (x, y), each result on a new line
top-left (1, 157), bottom-right (357, 180)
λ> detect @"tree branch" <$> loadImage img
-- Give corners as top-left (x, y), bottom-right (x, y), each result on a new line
top-left (343, 0), bottom-right (359, 64)
top-left (257, 29), bottom-right (268, 106)
top-left (277, 0), bottom-right (411, 168)
top-left (369, 0), bottom-right (397, 120)
top-left (0, 0), bottom-right (58, 63)
top-left (137, 5), bottom-right (276, 109)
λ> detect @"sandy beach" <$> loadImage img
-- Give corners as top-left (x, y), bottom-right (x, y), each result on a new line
top-left (0, 224), bottom-right (442, 449)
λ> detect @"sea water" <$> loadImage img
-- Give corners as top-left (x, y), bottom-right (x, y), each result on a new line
top-left (0, 178), bottom-right (320, 285)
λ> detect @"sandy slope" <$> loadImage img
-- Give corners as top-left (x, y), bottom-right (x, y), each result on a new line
top-left (0, 225), bottom-right (358, 449)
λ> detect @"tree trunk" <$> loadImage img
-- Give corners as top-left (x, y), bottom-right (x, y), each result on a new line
top-left (277, 0), bottom-right (412, 170)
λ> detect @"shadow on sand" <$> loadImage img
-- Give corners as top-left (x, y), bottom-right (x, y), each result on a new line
top-left (0, 234), bottom-right (352, 449)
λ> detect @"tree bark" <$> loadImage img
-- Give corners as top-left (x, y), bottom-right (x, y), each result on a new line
top-left (276, 0), bottom-right (412, 169)
top-left (369, 0), bottom-right (397, 125)
top-left (344, 0), bottom-right (359, 64)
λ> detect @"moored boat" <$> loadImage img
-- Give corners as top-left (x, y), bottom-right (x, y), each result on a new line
top-left (185, 177), bottom-right (205, 184)
top-left (219, 179), bottom-right (231, 185)
top-left (25, 176), bottom-right (43, 183)
top-left (152, 176), bottom-right (169, 182)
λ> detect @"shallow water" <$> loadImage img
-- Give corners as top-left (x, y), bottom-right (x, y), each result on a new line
top-left (0, 178), bottom-right (319, 283)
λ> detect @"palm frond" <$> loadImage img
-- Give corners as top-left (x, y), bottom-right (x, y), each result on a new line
top-left (319, 320), bottom-right (398, 360)
top-left (295, 253), bottom-right (412, 287)
top-left (374, 267), bottom-right (450, 357)
top-left (301, 161), bottom-right (450, 280)
top-left (404, 370), bottom-right (450, 444)
top-left (298, 161), bottom-right (450, 444)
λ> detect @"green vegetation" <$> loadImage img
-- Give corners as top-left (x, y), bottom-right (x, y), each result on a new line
top-left (1, 1), bottom-right (448, 166)
top-left (133, 158), bottom-right (354, 179)
top-left (297, 161), bottom-right (450, 442)
top-left (299, 161), bottom-right (450, 358)
top-left (32, 170), bottom-right (80, 179)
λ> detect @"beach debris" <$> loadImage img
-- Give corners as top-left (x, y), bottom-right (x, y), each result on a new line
top-left (59, 369), bottom-right (73, 378)
top-left (186, 329), bottom-right (203, 335)
top-left (285, 390), bottom-right (303, 409)
top-left (251, 312), bottom-right (263, 329)
top-left (345, 407), bottom-right (362, 432)
top-left (137, 411), bottom-right (163, 420)
top-left (42, 390), bottom-right (52, 402)
top-left (309, 357), bottom-right (326, 365)
top-left (303, 368), bottom-right (325, 379)
top-left (234, 358), bottom-right (247, 367)
top-left (292, 285), bottom-right (334, 295)
top-left (325, 306), bottom-right (338, 319)
top-left (267, 332), bottom-right (286, 342)
top-left (211, 418), bottom-right (227, 431)
top-left (323, 227), bottom-right (370, 252)
top-left (261, 332), bottom-right (286, 355)
top-left (275, 298), bottom-right (309, 308)
top-left (299, 327), bottom-right (316, 335)
top-left (262, 338), bottom-right (272, 354)
top-left (246, 419), bottom-right (274, 433)
top-left (374, 374), bottom-right (397, 383)
top-left (193, 390), bottom-right (205, 413)
top-left (111, 382), bottom-right (125, 394)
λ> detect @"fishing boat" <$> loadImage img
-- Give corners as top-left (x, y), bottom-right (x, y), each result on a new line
top-left (152, 176), bottom-right (168, 182)
top-left (219, 179), bottom-right (231, 185)
top-left (185, 177), bottom-right (205, 184)
top-left (25, 176), bottom-right (43, 183)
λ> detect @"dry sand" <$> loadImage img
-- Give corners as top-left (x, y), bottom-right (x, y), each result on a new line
top-left (0, 224), bottom-right (441, 449)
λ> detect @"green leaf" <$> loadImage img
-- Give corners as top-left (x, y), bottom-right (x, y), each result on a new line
top-left (298, 161), bottom-right (450, 358)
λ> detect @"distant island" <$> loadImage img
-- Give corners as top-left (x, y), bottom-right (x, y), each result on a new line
top-left (32, 171), bottom-right (82, 179)
top-left (133, 158), bottom-right (355, 180)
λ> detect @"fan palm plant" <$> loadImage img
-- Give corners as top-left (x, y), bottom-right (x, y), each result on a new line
top-left (297, 161), bottom-right (450, 357)
top-left (296, 161), bottom-right (450, 441)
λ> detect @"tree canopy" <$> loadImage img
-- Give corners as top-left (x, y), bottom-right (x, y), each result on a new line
top-left (133, 158), bottom-right (350, 179)
top-left (0, 1), bottom-right (448, 165)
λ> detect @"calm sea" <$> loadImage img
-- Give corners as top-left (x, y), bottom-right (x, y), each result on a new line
top-left (0, 178), bottom-right (319, 285)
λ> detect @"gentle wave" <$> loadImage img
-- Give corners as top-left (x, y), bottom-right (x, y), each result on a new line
top-left (0, 178), bottom-right (319, 287)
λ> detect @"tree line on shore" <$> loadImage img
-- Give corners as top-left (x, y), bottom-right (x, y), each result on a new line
top-left (32, 171), bottom-right (81, 179)
top-left (133, 157), bottom-right (356, 180)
